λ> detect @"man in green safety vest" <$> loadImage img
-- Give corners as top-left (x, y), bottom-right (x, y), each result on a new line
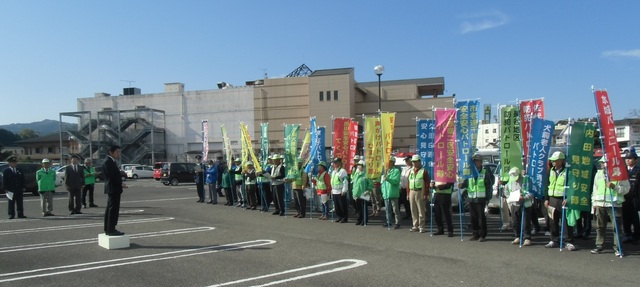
top-left (544, 151), bottom-right (576, 250)
top-left (459, 153), bottom-right (494, 242)
top-left (590, 156), bottom-right (630, 256)
top-left (408, 155), bottom-right (430, 233)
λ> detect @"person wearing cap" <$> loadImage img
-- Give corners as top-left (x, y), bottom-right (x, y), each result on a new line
top-left (270, 154), bottom-right (286, 216)
top-left (544, 151), bottom-right (575, 250)
top-left (459, 153), bottom-right (494, 241)
top-left (591, 156), bottom-right (630, 256)
top-left (231, 158), bottom-right (244, 206)
top-left (399, 156), bottom-right (413, 220)
top-left (258, 155), bottom-right (274, 212)
top-left (504, 167), bottom-right (533, 246)
top-left (64, 155), bottom-right (85, 215)
top-left (382, 156), bottom-right (402, 229)
top-left (287, 159), bottom-right (308, 218)
top-left (622, 151), bottom-right (640, 243)
top-left (408, 155), bottom-right (430, 233)
top-left (82, 158), bottom-right (98, 208)
top-left (3, 156), bottom-right (26, 219)
top-left (351, 160), bottom-right (372, 225)
top-left (331, 157), bottom-right (350, 223)
top-left (205, 160), bottom-right (219, 204)
top-left (194, 155), bottom-right (206, 203)
top-left (313, 161), bottom-right (332, 220)
top-left (242, 161), bottom-right (258, 210)
top-left (36, 158), bottom-right (56, 216)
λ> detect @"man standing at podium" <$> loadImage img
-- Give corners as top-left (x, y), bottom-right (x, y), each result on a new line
top-left (103, 145), bottom-right (128, 236)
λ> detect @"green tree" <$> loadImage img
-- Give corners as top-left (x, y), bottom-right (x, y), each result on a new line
top-left (0, 128), bottom-right (19, 146)
top-left (19, 128), bottom-right (39, 140)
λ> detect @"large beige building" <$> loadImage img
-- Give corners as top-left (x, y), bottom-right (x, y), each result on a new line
top-left (253, 67), bottom-right (453, 152)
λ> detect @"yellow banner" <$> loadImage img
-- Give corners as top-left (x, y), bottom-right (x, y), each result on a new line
top-left (380, 112), bottom-right (396, 166)
top-left (240, 122), bottom-right (262, 172)
top-left (364, 116), bottom-right (383, 179)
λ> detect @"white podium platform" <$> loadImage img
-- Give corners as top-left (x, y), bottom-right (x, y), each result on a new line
top-left (98, 233), bottom-right (130, 250)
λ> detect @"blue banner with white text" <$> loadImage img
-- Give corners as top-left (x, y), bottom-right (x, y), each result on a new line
top-left (456, 100), bottom-right (479, 179)
top-left (304, 117), bottom-right (318, 173)
top-left (417, 119), bottom-right (436, 179)
top-left (526, 117), bottom-right (555, 199)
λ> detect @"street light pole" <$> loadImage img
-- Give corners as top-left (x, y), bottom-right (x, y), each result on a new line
top-left (374, 65), bottom-right (384, 112)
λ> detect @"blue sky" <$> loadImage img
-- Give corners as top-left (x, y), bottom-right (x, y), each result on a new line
top-left (1, 1), bottom-right (638, 125)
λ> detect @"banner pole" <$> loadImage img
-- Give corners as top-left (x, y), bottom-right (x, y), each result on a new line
top-left (559, 118), bottom-right (573, 251)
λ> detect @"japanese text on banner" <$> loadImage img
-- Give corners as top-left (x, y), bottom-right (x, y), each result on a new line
top-left (500, 106), bottom-right (523, 181)
top-left (520, 100), bottom-right (544, 167)
top-left (566, 122), bottom-right (595, 211)
top-left (364, 117), bottom-right (383, 179)
top-left (456, 101), bottom-right (479, 179)
top-left (595, 90), bottom-right (629, 181)
top-left (381, 112), bottom-right (396, 165)
top-left (284, 124), bottom-right (300, 178)
top-left (526, 118), bottom-right (555, 199)
top-left (347, 120), bottom-right (359, 174)
top-left (434, 110), bottom-right (457, 182)
top-left (333, 118), bottom-right (351, 169)
top-left (417, 119), bottom-right (436, 178)
top-left (202, 120), bottom-right (209, 161)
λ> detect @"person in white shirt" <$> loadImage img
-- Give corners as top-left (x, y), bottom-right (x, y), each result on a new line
top-left (330, 158), bottom-right (349, 223)
top-left (399, 156), bottom-right (412, 220)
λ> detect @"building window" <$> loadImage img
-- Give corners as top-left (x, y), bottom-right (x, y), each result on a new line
top-left (616, 127), bottom-right (625, 138)
top-left (48, 147), bottom-right (54, 154)
top-left (485, 130), bottom-right (489, 134)
top-left (35, 147), bottom-right (41, 154)
top-left (334, 90), bottom-right (338, 101)
top-left (319, 91), bottom-right (324, 101)
top-left (327, 91), bottom-right (331, 101)
top-left (492, 128), bottom-right (497, 134)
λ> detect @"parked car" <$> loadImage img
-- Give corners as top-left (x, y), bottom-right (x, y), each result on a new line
top-left (126, 165), bottom-right (154, 179)
top-left (153, 162), bottom-right (166, 181)
top-left (452, 163), bottom-right (498, 211)
top-left (160, 162), bottom-right (197, 186)
top-left (120, 164), bottom-right (141, 173)
top-left (0, 163), bottom-right (42, 196)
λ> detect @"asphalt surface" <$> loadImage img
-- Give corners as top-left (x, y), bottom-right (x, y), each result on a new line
top-left (1, 179), bottom-right (639, 287)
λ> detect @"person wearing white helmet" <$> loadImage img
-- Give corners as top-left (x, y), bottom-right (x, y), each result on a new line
top-left (544, 151), bottom-right (575, 250)
top-left (351, 160), bottom-right (372, 225)
top-left (242, 161), bottom-right (257, 210)
top-left (505, 167), bottom-right (533, 246)
top-left (36, 158), bottom-right (56, 217)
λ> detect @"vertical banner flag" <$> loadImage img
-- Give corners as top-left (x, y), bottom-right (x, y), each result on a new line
top-left (566, 122), bottom-right (596, 211)
top-left (333, 118), bottom-right (351, 168)
top-left (240, 122), bottom-right (262, 172)
top-left (304, 117), bottom-right (318, 173)
top-left (347, 120), bottom-right (359, 174)
top-left (221, 124), bottom-right (233, 163)
top-left (316, 127), bottom-right (327, 166)
top-left (260, 123), bottom-right (269, 166)
top-left (240, 124), bottom-right (248, 164)
top-left (595, 90), bottom-right (628, 181)
top-left (364, 116), bottom-right (383, 179)
top-left (417, 119), bottom-right (436, 178)
top-left (520, 99), bottom-right (544, 166)
top-left (380, 112), bottom-right (396, 166)
top-left (500, 106), bottom-right (524, 181)
top-left (434, 109), bottom-right (457, 183)
top-left (455, 101), bottom-right (479, 179)
top-left (299, 129), bottom-right (311, 166)
top-left (202, 120), bottom-right (209, 161)
top-left (526, 118), bottom-right (555, 199)
top-left (284, 124), bottom-right (300, 178)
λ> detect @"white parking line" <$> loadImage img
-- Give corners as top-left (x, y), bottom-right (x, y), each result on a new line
top-left (0, 209), bottom-right (145, 224)
top-left (208, 259), bottom-right (368, 287)
top-left (0, 196), bottom-right (196, 204)
top-left (0, 227), bottom-right (215, 253)
top-left (0, 217), bottom-right (174, 236)
top-left (0, 239), bottom-right (277, 283)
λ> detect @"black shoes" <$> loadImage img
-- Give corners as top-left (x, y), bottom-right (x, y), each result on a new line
top-left (18, 215), bottom-right (27, 218)
top-left (90, 204), bottom-right (98, 208)
top-left (107, 230), bottom-right (125, 236)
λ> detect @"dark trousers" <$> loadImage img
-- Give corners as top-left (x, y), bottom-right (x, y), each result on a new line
top-left (260, 183), bottom-right (272, 211)
top-left (104, 193), bottom-right (121, 233)
top-left (272, 184), bottom-right (285, 214)
top-left (82, 184), bottom-right (95, 206)
top-left (224, 187), bottom-right (234, 205)
top-left (332, 193), bottom-right (348, 220)
top-left (622, 197), bottom-right (640, 239)
top-left (399, 188), bottom-right (411, 218)
top-left (512, 205), bottom-right (532, 240)
top-left (246, 184), bottom-right (257, 207)
top-left (233, 183), bottom-right (241, 202)
top-left (576, 210), bottom-right (592, 238)
top-left (293, 189), bottom-right (306, 216)
top-left (469, 201), bottom-right (488, 239)
top-left (434, 193), bottom-right (453, 232)
top-left (548, 196), bottom-right (573, 243)
top-left (196, 182), bottom-right (205, 201)
top-left (355, 198), bottom-right (368, 225)
top-left (68, 188), bottom-right (82, 212)
top-left (7, 191), bottom-right (24, 217)
top-left (530, 199), bottom-right (542, 230)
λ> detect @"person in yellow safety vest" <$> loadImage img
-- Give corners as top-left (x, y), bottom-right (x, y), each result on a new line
top-left (82, 158), bottom-right (98, 208)
top-left (590, 156), bottom-right (630, 256)
top-left (270, 154), bottom-right (286, 216)
top-left (459, 153), bottom-right (494, 242)
top-left (544, 151), bottom-right (576, 250)
top-left (242, 161), bottom-right (258, 210)
top-left (408, 155), bottom-right (431, 233)
top-left (504, 167), bottom-right (533, 246)
top-left (258, 156), bottom-right (274, 212)
top-left (313, 161), bottom-right (332, 220)
top-left (231, 158), bottom-right (244, 207)
top-left (36, 158), bottom-right (56, 217)
top-left (286, 159), bottom-right (308, 218)
top-left (331, 158), bottom-right (350, 223)
top-left (382, 157), bottom-right (402, 229)
top-left (352, 160), bottom-right (373, 226)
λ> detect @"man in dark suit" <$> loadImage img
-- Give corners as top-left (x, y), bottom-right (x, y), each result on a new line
top-left (622, 151), bottom-right (640, 243)
top-left (103, 145), bottom-right (128, 236)
top-left (3, 156), bottom-right (26, 219)
top-left (64, 155), bottom-right (85, 215)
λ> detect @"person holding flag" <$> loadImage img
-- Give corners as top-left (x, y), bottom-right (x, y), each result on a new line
top-left (382, 157), bottom-right (402, 229)
top-left (231, 158), bottom-right (244, 207)
top-left (258, 156), bottom-right (274, 212)
top-left (287, 159), bottom-right (308, 218)
top-left (408, 155), bottom-right (430, 233)
top-left (220, 161), bottom-right (234, 206)
top-left (504, 167), bottom-right (533, 246)
top-left (544, 151), bottom-right (576, 250)
top-left (331, 158), bottom-right (349, 223)
top-left (590, 156), bottom-right (630, 256)
top-left (459, 153), bottom-right (494, 242)
top-left (270, 154), bottom-right (286, 216)
top-left (431, 180), bottom-right (455, 237)
top-left (352, 160), bottom-right (373, 226)
top-left (313, 161), bottom-right (332, 220)
top-left (399, 156), bottom-right (413, 220)
top-left (242, 161), bottom-right (258, 210)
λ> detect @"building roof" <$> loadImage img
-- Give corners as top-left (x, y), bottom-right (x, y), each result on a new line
top-left (309, 68), bottom-right (354, 77)
top-left (357, 77), bottom-right (446, 96)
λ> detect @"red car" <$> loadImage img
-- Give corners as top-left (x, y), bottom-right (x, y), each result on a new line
top-left (153, 162), bottom-right (166, 181)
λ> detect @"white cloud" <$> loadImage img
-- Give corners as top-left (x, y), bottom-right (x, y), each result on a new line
top-left (459, 10), bottom-right (508, 34)
top-left (602, 49), bottom-right (640, 59)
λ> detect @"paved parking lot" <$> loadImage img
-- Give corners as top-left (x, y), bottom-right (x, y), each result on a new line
top-left (1, 179), bottom-right (639, 286)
